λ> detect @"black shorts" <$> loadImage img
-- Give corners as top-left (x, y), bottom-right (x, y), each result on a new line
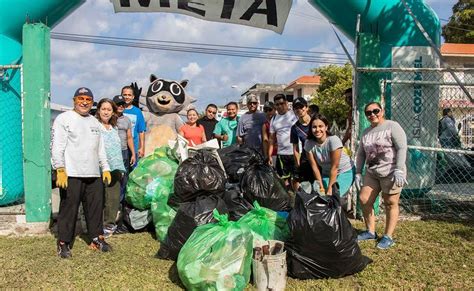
top-left (276, 155), bottom-right (296, 179)
top-left (293, 159), bottom-right (315, 183)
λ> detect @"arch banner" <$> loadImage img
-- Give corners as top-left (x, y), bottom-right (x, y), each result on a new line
top-left (111, 0), bottom-right (292, 34)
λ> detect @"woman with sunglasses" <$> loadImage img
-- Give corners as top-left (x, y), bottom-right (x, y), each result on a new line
top-left (304, 114), bottom-right (355, 197)
top-left (96, 98), bottom-right (127, 237)
top-left (355, 102), bottom-right (407, 250)
top-left (179, 109), bottom-right (206, 146)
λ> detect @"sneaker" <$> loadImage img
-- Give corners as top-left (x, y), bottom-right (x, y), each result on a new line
top-left (90, 235), bottom-right (112, 252)
top-left (113, 225), bottom-right (129, 235)
top-left (57, 241), bottom-right (72, 259)
top-left (103, 224), bottom-right (117, 238)
top-left (377, 235), bottom-right (395, 249)
top-left (357, 230), bottom-right (377, 242)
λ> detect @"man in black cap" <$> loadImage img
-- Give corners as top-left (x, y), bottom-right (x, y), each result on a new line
top-left (112, 95), bottom-right (136, 234)
top-left (290, 97), bottom-right (314, 190)
top-left (51, 87), bottom-right (112, 258)
top-left (237, 94), bottom-right (266, 152)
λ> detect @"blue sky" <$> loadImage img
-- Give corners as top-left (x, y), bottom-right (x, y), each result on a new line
top-left (50, 0), bottom-right (457, 110)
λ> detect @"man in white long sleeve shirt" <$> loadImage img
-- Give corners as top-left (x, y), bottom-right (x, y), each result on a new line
top-left (51, 87), bottom-right (112, 258)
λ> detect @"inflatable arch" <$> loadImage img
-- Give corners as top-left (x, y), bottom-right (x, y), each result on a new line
top-left (0, 0), bottom-right (440, 212)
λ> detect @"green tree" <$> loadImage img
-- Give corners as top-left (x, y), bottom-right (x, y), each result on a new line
top-left (442, 0), bottom-right (474, 43)
top-left (310, 63), bottom-right (352, 128)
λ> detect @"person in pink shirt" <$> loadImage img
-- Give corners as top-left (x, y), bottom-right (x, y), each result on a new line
top-left (179, 109), bottom-right (206, 146)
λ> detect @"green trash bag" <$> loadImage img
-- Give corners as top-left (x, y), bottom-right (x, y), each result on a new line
top-left (126, 147), bottom-right (178, 210)
top-left (150, 178), bottom-right (177, 242)
top-left (238, 201), bottom-right (290, 244)
top-left (177, 210), bottom-right (253, 291)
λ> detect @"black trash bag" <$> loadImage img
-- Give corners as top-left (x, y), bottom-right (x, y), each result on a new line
top-left (168, 150), bottom-right (226, 208)
top-left (157, 195), bottom-right (228, 261)
top-left (286, 187), bottom-right (371, 279)
top-left (222, 188), bottom-right (254, 221)
top-left (217, 144), bottom-right (265, 183)
top-left (240, 163), bottom-right (291, 211)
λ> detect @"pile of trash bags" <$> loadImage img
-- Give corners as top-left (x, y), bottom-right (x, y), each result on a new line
top-left (126, 144), bottom-right (371, 289)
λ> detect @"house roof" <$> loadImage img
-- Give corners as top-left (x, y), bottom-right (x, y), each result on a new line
top-left (241, 83), bottom-right (287, 96)
top-left (441, 43), bottom-right (474, 57)
top-left (285, 75), bottom-right (321, 90)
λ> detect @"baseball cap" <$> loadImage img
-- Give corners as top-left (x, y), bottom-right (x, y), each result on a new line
top-left (247, 94), bottom-right (259, 103)
top-left (113, 95), bottom-right (126, 105)
top-left (263, 101), bottom-right (274, 110)
top-left (293, 97), bottom-right (308, 108)
top-left (74, 87), bottom-right (94, 99)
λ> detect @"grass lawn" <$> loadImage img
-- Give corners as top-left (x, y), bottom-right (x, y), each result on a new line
top-left (0, 219), bottom-right (472, 289)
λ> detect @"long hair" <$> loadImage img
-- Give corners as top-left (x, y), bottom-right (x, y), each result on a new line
top-left (306, 114), bottom-right (333, 141)
top-left (95, 98), bottom-right (118, 127)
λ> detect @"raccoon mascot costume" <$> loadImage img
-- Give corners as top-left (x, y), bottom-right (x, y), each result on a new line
top-left (132, 74), bottom-right (195, 156)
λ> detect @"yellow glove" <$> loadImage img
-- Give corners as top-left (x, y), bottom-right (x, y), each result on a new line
top-left (56, 168), bottom-right (68, 189)
top-left (102, 171), bottom-right (111, 185)
top-left (343, 146), bottom-right (352, 157)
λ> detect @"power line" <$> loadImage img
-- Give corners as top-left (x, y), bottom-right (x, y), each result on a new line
top-left (51, 32), bottom-right (350, 64)
top-left (52, 32), bottom-right (350, 57)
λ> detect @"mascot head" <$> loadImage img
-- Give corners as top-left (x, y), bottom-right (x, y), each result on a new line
top-left (146, 74), bottom-right (195, 115)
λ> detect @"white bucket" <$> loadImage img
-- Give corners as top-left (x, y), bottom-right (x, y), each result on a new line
top-left (252, 240), bottom-right (287, 291)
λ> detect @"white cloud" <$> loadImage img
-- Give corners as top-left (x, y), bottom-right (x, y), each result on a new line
top-left (181, 62), bottom-right (202, 79)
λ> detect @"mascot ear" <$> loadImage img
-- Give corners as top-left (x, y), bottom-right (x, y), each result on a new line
top-left (180, 80), bottom-right (189, 88)
top-left (150, 74), bottom-right (158, 83)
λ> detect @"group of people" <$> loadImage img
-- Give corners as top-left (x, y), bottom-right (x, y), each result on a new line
top-left (51, 85), bottom-right (408, 259)
top-left (180, 92), bottom-right (408, 249)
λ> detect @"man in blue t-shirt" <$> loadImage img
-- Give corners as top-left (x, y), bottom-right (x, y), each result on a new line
top-left (290, 97), bottom-right (315, 189)
top-left (122, 85), bottom-right (146, 167)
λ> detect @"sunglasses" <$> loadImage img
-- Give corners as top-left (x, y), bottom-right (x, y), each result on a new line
top-left (74, 96), bottom-right (93, 104)
top-left (365, 108), bottom-right (381, 116)
top-left (207, 110), bottom-right (217, 114)
top-left (264, 108), bottom-right (274, 112)
top-left (116, 102), bottom-right (126, 107)
top-left (249, 102), bottom-right (258, 105)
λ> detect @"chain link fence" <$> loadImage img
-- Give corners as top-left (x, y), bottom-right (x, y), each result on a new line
top-left (356, 65), bottom-right (473, 219)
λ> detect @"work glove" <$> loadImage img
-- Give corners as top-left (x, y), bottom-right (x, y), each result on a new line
top-left (56, 168), bottom-right (68, 189)
top-left (103, 171), bottom-right (112, 186)
top-left (354, 173), bottom-right (363, 191)
top-left (393, 169), bottom-right (407, 187)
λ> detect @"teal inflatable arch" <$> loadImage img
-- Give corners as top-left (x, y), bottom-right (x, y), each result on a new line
top-left (0, 0), bottom-right (440, 205)
top-left (0, 0), bottom-right (84, 205)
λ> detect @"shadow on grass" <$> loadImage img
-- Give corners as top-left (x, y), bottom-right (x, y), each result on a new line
top-left (168, 262), bottom-right (185, 289)
top-left (451, 228), bottom-right (474, 242)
